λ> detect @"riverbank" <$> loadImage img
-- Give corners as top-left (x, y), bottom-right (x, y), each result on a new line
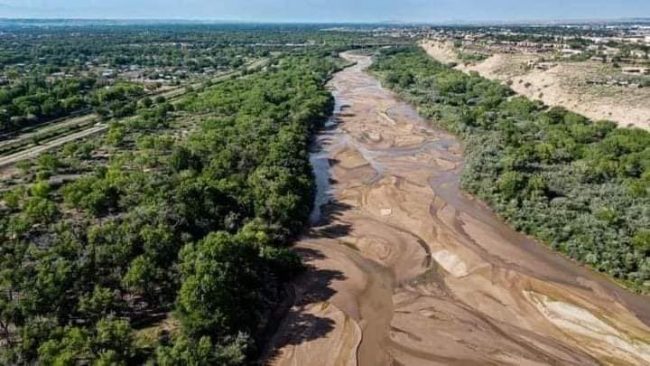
top-left (264, 52), bottom-right (650, 365)
top-left (421, 40), bottom-right (650, 130)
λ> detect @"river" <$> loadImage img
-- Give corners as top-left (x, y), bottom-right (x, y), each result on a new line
top-left (264, 53), bottom-right (650, 366)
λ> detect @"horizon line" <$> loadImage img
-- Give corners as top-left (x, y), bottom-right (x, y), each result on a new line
top-left (1, 16), bottom-right (650, 26)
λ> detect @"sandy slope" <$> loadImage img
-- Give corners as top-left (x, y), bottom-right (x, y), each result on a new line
top-left (421, 40), bottom-right (650, 130)
top-left (264, 53), bottom-right (650, 366)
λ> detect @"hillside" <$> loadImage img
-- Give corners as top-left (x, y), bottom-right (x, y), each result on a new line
top-left (421, 40), bottom-right (650, 130)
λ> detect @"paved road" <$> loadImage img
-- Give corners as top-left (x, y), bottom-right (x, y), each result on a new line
top-left (0, 125), bottom-right (108, 168)
top-left (0, 114), bottom-right (98, 150)
top-left (0, 58), bottom-right (269, 170)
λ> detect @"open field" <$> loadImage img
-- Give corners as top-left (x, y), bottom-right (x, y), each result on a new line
top-left (421, 40), bottom-right (650, 130)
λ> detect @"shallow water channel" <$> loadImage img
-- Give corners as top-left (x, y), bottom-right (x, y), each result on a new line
top-left (268, 52), bottom-right (650, 366)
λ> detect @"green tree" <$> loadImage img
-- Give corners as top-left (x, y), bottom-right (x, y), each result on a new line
top-left (121, 256), bottom-right (157, 299)
top-left (176, 232), bottom-right (264, 338)
top-left (632, 230), bottom-right (650, 255)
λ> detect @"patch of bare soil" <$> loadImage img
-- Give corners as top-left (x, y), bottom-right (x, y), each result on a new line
top-left (419, 40), bottom-right (460, 65)
top-left (264, 53), bottom-right (650, 366)
top-left (421, 40), bottom-right (650, 130)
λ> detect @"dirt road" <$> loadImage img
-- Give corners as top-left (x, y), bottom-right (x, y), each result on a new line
top-left (264, 53), bottom-right (650, 365)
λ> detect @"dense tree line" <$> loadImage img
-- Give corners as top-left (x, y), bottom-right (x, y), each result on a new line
top-left (0, 23), bottom-right (392, 71)
top-left (0, 78), bottom-right (146, 133)
top-left (0, 50), bottom-right (338, 364)
top-left (0, 26), bottom-right (265, 70)
top-left (0, 26), bottom-right (271, 134)
top-left (0, 24), bottom-right (403, 135)
top-left (371, 47), bottom-right (650, 292)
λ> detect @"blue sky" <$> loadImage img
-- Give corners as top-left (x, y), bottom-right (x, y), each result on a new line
top-left (1, 0), bottom-right (649, 22)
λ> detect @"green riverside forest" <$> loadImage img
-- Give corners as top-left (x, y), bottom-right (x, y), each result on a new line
top-left (370, 47), bottom-right (650, 293)
top-left (2, 19), bottom-right (650, 365)
top-left (0, 23), bottom-right (380, 134)
top-left (0, 50), bottom-right (339, 364)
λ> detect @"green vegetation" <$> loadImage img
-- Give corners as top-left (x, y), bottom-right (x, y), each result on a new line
top-left (0, 23), bottom-right (407, 136)
top-left (0, 78), bottom-right (148, 133)
top-left (0, 49), bottom-right (339, 364)
top-left (456, 51), bottom-right (489, 63)
top-left (0, 25), bottom-right (266, 134)
top-left (12, 21), bottom-right (646, 363)
top-left (0, 77), bottom-right (94, 132)
top-left (371, 47), bottom-right (650, 292)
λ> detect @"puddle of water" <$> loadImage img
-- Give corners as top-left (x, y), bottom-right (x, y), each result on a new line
top-left (309, 93), bottom-right (344, 225)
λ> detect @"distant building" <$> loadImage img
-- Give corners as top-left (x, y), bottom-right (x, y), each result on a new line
top-left (527, 60), bottom-right (557, 70)
top-left (602, 47), bottom-right (620, 57)
top-left (561, 49), bottom-right (584, 58)
top-left (630, 49), bottom-right (647, 58)
top-left (102, 69), bottom-right (115, 78)
top-left (625, 36), bottom-right (645, 44)
top-left (622, 67), bottom-right (650, 75)
top-left (536, 62), bottom-right (557, 70)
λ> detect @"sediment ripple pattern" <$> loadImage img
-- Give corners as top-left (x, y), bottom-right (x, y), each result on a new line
top-left (264, 53), bottom-right (650, 366)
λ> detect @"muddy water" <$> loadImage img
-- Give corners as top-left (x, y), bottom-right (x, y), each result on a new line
top-left (265, 53), bottom-right (650, 366)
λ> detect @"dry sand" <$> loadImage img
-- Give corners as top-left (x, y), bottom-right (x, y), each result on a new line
top-left (421, 40), bottom-right (650, 130)
top-left (264, 53), bottom-right (650, 366)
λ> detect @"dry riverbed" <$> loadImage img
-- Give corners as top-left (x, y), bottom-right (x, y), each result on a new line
top-left (264, 53), bottom-right (650, 366)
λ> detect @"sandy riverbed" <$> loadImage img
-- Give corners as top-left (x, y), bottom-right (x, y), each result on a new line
top-left (264, 53), bottom-right (650, 366)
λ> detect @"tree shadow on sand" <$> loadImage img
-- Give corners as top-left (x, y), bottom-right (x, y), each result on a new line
top-left (260, 198), bottom-right (356, 364)
top-left (260, 250), bottom-right (346, 364)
